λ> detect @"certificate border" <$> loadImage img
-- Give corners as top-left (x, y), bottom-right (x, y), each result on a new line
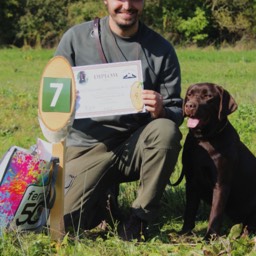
top-left (73, 60), bottom-right (144, 118)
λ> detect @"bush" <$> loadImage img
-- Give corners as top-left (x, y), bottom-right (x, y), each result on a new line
top-left (17, 0), bottom-right (69, 48)
top-left (177, 7), bottom-right (208, 44)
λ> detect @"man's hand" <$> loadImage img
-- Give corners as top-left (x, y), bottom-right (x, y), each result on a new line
top-left (142, 90), bottom-right (165, 119)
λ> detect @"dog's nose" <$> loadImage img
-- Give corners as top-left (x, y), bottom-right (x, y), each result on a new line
top-left (185, 101), bottom-right (196, 110)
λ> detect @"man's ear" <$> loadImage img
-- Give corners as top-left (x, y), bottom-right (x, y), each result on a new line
top-left (216, 85), bottom-right (238, 120)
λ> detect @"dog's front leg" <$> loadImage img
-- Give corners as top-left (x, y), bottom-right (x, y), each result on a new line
top-left (181, 180), bottom-right (201, 234)
top-left (205, 182), bottom-right (230, 239)
top-left (180, 135), bottom-right (201, 234)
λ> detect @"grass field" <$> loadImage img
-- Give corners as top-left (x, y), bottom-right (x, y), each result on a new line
top-left (0, 48), bottom-right (256, 255)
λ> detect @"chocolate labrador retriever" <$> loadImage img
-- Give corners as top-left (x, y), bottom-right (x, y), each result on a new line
top-left (181, 82), bottom-right (256, 239)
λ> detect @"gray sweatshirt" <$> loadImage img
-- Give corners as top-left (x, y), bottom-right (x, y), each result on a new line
top-left (55, 16), bottom-right (183, 147)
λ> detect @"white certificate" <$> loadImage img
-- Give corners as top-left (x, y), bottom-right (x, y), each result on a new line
top-left (73, 60), bottom-right (145, 119)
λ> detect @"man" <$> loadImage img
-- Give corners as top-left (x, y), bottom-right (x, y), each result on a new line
top-left (55, 0), bottom-right (183, 241)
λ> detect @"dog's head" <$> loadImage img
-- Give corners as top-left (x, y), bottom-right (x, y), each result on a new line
top-left (183, 83), bottom-right (238, 136)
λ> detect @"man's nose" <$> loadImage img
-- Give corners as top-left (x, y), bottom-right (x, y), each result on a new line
top-left (121, 0), bottom-right (133, 9)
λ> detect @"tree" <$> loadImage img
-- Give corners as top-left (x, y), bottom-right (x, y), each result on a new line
top-left (143, 0), bottom-right (209, 45)
top-left (177, 7), bottom-right (209, 44)
top-left (67, 0), bottom-right (107, 27)
top-left (207, 0), bottom-right (256, 44)
top-left (0, 0), bottom-right (24, 46)
top-left (0, 0), bottom-right (255, 48)
top-left (17, 0), bottom-right (69, 48)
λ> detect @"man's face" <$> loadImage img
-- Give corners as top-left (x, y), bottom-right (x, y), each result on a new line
top-left (104, 0), bottom-right (144, 30)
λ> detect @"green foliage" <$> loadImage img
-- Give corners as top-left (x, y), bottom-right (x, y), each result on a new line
top-left (1, 225), bottom-right (256, 255)
top-left (143, 0), bottom-right (207, 44)
top-left (142, 0), bottom-right (163, 32)
top-left (0, 0), bottom-right (23, 46)
top-left (209, 0), bottom-right (256, 45)
top-left (211, 0), bottom-right (255, 34)
top-left (67, 0), bottom-right (107, 27)
top-left (1, 0), bottom-right (256, 48)
top-left (17, 0), bottom-right (69, 48)
top-left (177, 7), bottom-right (209, 43)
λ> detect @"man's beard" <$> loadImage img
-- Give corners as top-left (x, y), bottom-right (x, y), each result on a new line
top-left (114, 7), bottom-right (139, 30)
top-left (117, 20), bottom-right (137, 31)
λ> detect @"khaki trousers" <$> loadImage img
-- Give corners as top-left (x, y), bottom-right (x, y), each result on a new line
top-left (64, 118), bottom-right (182, 232)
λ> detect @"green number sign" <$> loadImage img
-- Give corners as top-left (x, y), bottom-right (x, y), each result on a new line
top-left (42, 77), bottom-right (71, 112)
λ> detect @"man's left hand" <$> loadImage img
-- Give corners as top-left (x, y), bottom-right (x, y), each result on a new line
top-left (142, 90), bottom-right (165, 119)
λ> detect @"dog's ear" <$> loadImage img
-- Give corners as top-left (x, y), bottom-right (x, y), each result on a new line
top-left (217, 86), bottom-right (238, 120)
top-left (182, 90), bottom-right (187, 116)
top-left (183, 85), bottom-right (193, 116)
top-left (182, 99), bottom-right (186, 116)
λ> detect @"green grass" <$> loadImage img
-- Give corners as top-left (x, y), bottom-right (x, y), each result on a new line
top-left (1, 48), bottom-right (256, 255)
top-left (177, 48), bottom-right (256, 103)
top-left (0, 49), bottom-right (53, 154)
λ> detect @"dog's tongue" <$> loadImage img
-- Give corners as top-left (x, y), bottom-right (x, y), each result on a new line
top-left (187, 118), bottom-right (200, 128)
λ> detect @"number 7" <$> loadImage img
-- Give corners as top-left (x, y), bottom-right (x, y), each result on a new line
top-left (50, 83), bottom-right (63, 107)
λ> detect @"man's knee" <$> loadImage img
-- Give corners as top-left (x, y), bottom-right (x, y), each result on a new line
top-left (143, 119), bottom-right (182, 149)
